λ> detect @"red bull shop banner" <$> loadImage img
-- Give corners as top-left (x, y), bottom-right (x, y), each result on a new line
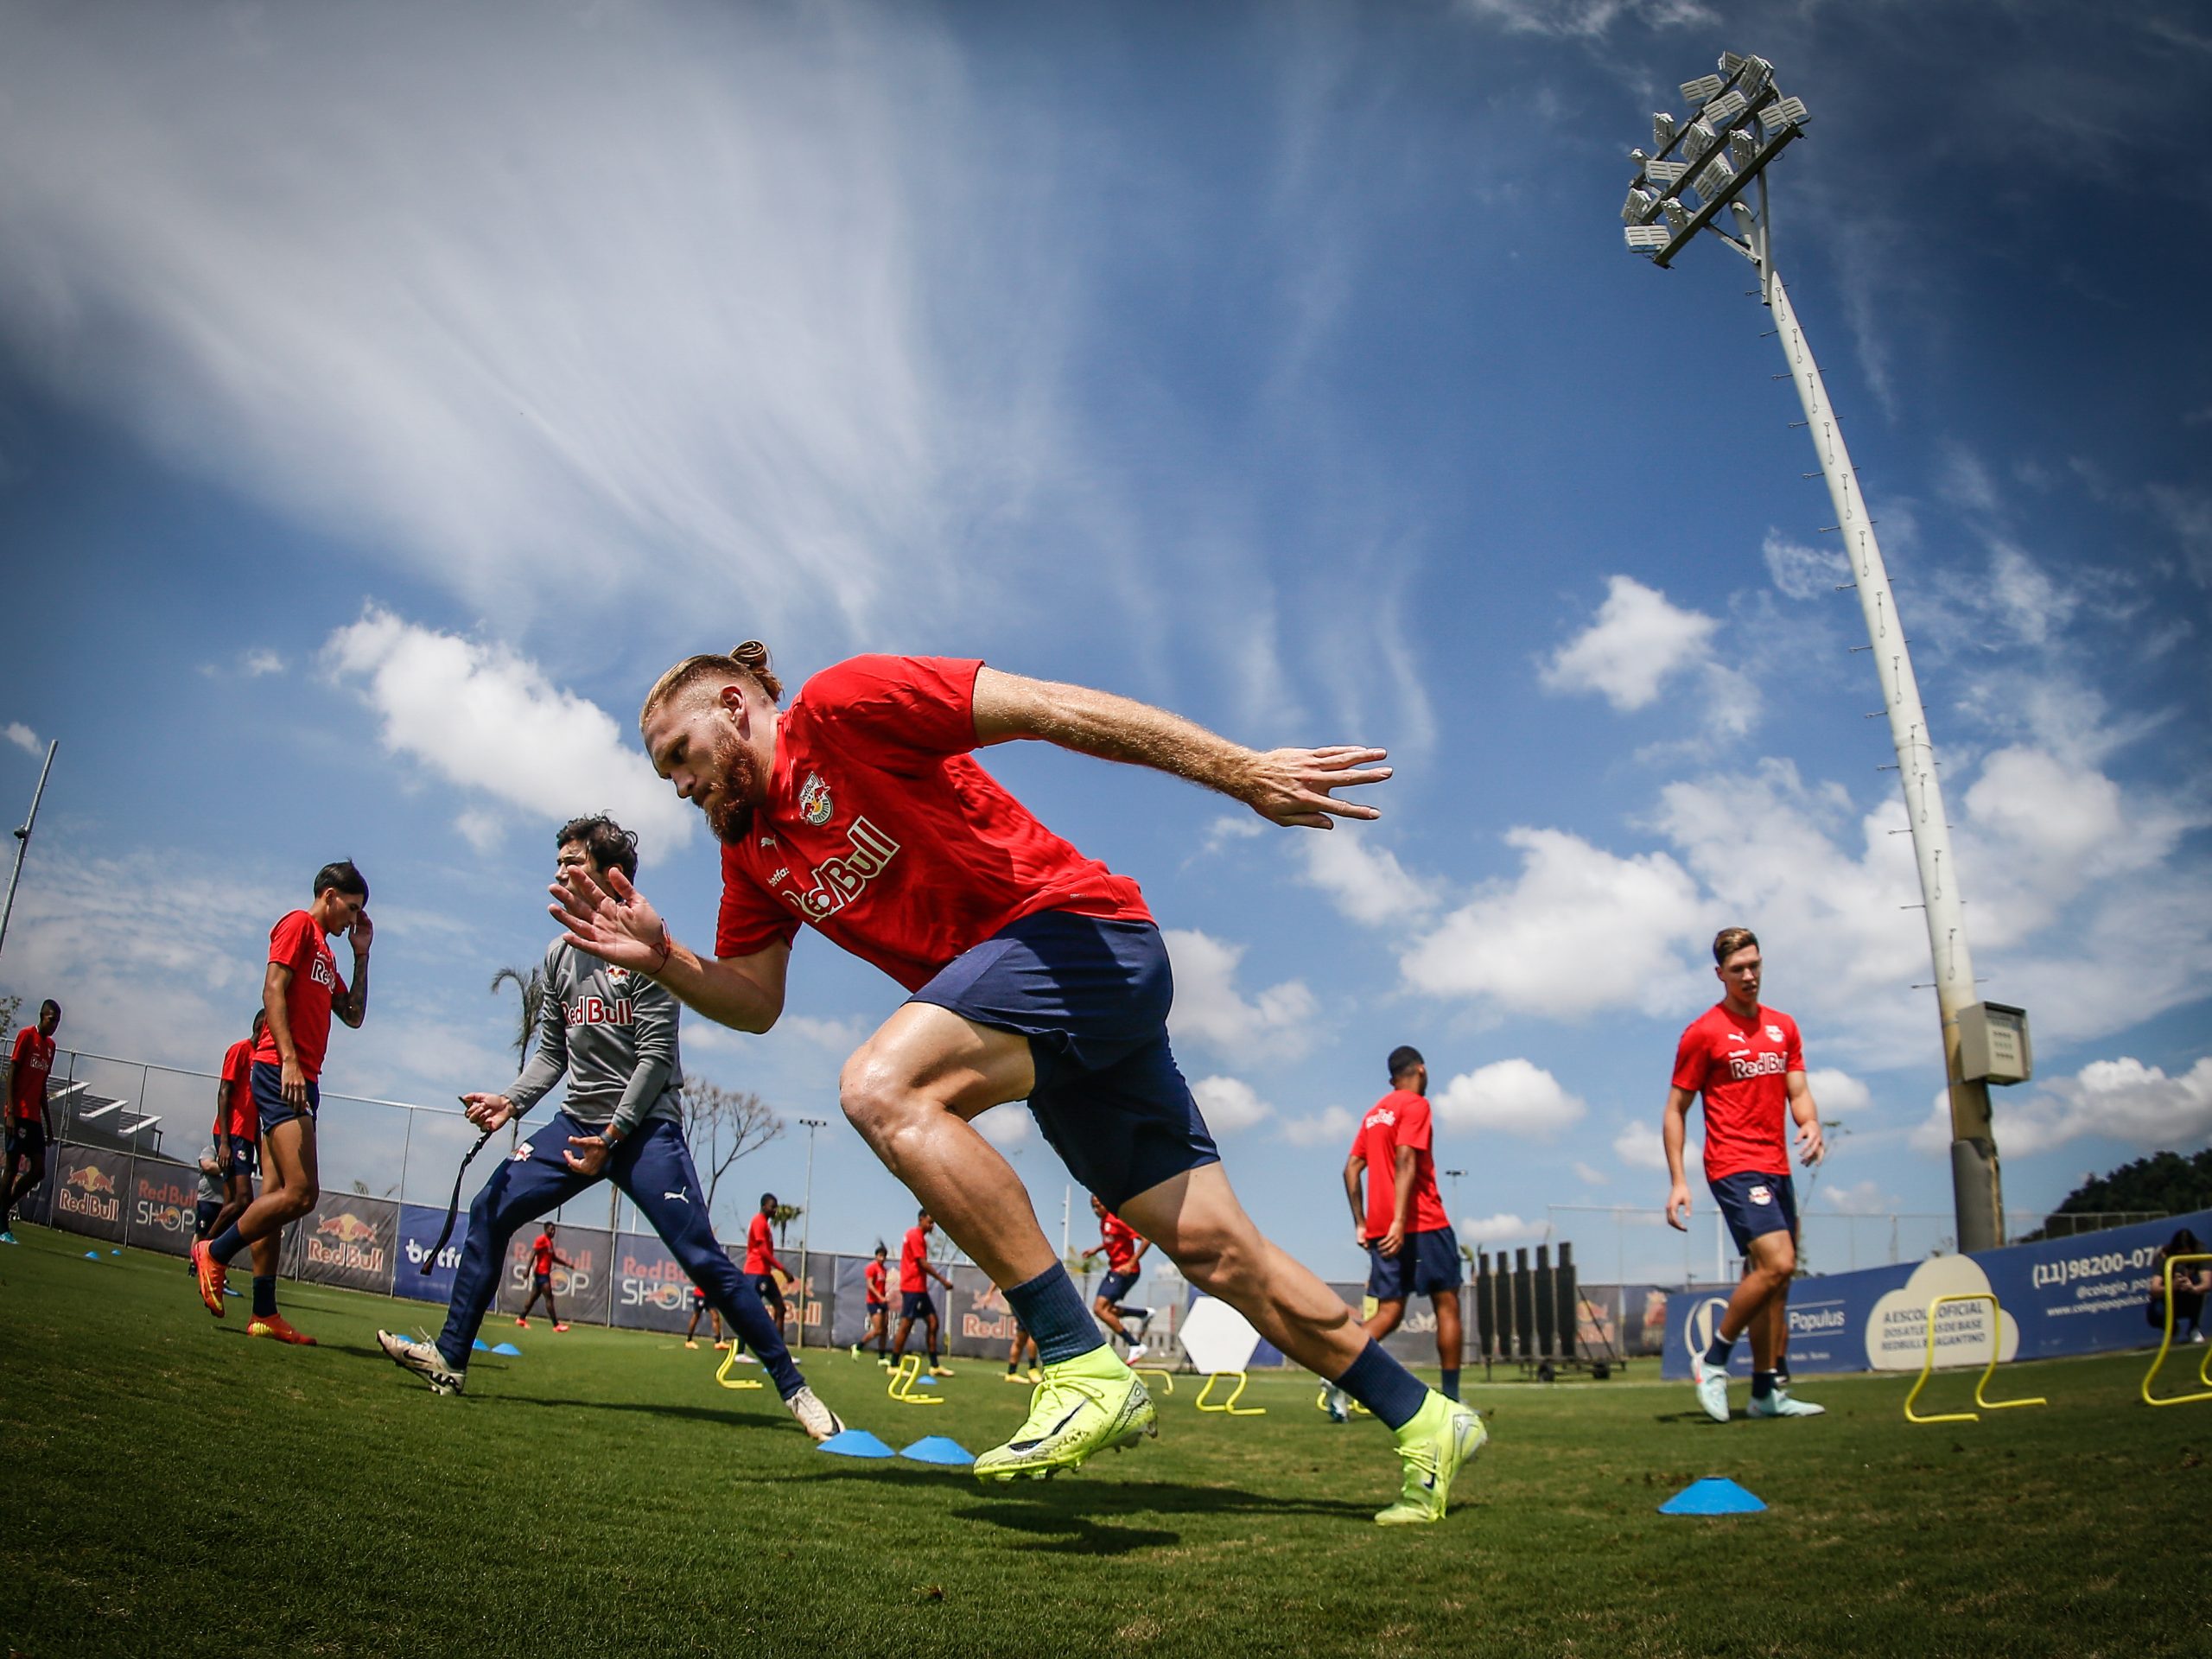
top-left (125, 1159), bottom-right (200, 1257)
top-left (49, 1146), bottom-right (127, 1243)
top-left (609, 1231), bottom-right (696, 1333)
top-left (1662, 1207), bottom-right (2212, 1379)
top-left (284, 1195), bottom-right (400, 1295)
top-left (950, 1267), bottom-right (1018, 1359)
top-left (499, 1226), bottom-right (612, 1326)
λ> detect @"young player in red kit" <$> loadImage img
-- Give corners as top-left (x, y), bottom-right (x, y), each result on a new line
top-left (517, 1225), bottom-right (570, 1330)
top-left (1078, 1195), bottom-right (1153, 1360)
top-left (852, 1242), bottom-right (892, 1364)
top-left (745, 1192), bottom-right (793, 1334)
top-left (0, 999), bottom-right (60, 1243)
top-left (192, 861), bottom-right (372, 1344)
top-left (1664, 926), bottom-right (1826, 1422)
top-left (555, 644), bottom-right (1482, 1522)
top-left (207, 1011), bottom-right (266, 1245)
top-left (891, 1210), bottom-right (957, 1376)
top-left (1338, 1045), bottom-right (1464, 1414)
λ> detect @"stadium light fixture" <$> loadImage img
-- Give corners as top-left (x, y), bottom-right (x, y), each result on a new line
top-left (1614, 52), bottom-right (2015, 1256)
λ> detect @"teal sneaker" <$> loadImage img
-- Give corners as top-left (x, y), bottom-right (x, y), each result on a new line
top-left (1692, 1355), bottom-right (1731, 1423)
top-left (1376, 1392), bottom-right (1486, 1525)
top-left (0, 1230), bottom-right (16, 1245)
top-left (973, 1346), bottom-right (1155, 1482)
top-left (1748, 1385), bottom-right (1825, 1418)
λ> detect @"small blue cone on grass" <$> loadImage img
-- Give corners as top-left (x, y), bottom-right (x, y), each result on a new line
top-left (110, 1248), bottom-right (122, 1255)
top-left (915, 1376), bottom-right (938, 1388)
top-left (473, 1338), bottom-right (490, 1351)
top-left (817, 1428), bottom-right (896, 1459)
top-left (491, 1342), bottom-right (522, 1357)
top-left (1659, 1477), bottom-right (1766, 1516)
top-left (899, 1436), bottom-right (974, 1467)
top-left (84, 1250), bottom-right (102, 1260)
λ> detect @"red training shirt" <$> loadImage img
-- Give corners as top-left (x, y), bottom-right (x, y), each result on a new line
top-left (10, 1027), bottom-right (54, 1121)
top-left (531, 1233), bottom-right (556, 1275)
top-left (1095, 1212), bottom-right (1142, 1274)
top-left (744, 1211), bottom-right (785, 1277)
top-left (217, 1039), bottom-right (257, 1141)
top-left (1672, 1002), bottom-right (1804, 1181)
top-left (864, 1260), bottom-right (888, 1301)
top-left (1350, 1089), bottom-right (1451, 1241)
top-left (251, 911), bottom-right (346, 1081)
top-left (899, 1226), bottom-right (931, 1295)
top-left (714, 656), bottom-right (1153, 991)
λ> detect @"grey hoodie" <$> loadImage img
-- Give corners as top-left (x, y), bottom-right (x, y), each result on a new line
top-left (504, 940), bottom-right (684, 1140)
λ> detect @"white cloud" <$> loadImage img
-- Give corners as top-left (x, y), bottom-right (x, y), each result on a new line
top-left (1162, 928), bottom-right (1319, 1060)
top-left (1911, 1058), bottom-right (2212, 1159)
top-left (241, 649), bottom-right (284, 677)
top-left (1805, 1068), bottom-right (1872, 1118)
top-left (1198, 815), bottom-right (1266, 856)
top-left (1433, 1058), bottom-right (1586, 1139)
top-left (1817, 1179), bottom-right (1897, 1217)
top-left (1762, 530), bottom-right (1846, 601)
top-left (1541, 575), bottom-right (1719, 714)
top-left (1191, 1075), bottom-right (1272, 1134)
top-left (973, 1103), bottom-right (1034, 1148)
top-left (1280, 1104), bottom-right (1357, 1148)
top-left (1572, 1160), bottom-right (1610, 1186)
top-left (324, 607), bottom-right (691, 859)
top-left (1401, 827), bottom-right (1710, 1017)
top-left (1612, 1118), bottom-right (1675, 1173)
top-left (1296, 834), bottom-right (1440, 927)
top-left (3, 721), bottom-right (37, 756)
top-left (1459, 1211), bottom-right (1540, 1245)
top-left (1454, 0), bottom-right (1717, 41)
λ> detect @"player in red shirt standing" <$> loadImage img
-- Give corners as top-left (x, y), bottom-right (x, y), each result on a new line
top-left (1664, 926), bottom-right (1826, 1422)
top-left (555, 645), bottom-right (1481, 1522)
top-left (891, 1210), bottom-right (957, 1376)
top-left (1337, 1045), bottom-right (1464, 1415)
top-left (516, 1225), bottom-right (571, 1330)
top-left (191, 861), bottom-right (372, 1345)
top-left (0, 999), bottom-right (60, 1243)
top-left (1077, 1195), bottom-right (1154, 1360)
top-left (852, 1241), bottom-right (892, 1364)
top-left (206, 1010), bottom-right (267, 1246)
top-left (745, 1192), bottom-right (793, 1336)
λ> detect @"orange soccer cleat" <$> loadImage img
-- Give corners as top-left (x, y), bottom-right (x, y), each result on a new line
top-left (553, 1322), bottom-right (570, 1333)
top-left (191, 1241), bottom-right (227, 1317)
top-left (246, 1313), bottom-right (318, 1346)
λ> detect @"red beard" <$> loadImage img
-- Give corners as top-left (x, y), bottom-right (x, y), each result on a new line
top-left (704, 728), bottom-right (765, 846)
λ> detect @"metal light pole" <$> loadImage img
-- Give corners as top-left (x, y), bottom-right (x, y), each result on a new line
top-left (1618, 53), bottom-right (2009, 1253)
top-left (0, 740), bottom-right (57, 964)
top-left (797, 1116), bottom-right (826, 1348)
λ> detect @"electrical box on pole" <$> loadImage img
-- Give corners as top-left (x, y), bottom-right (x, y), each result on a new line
top-left (1957, 1003), bottom-right (2032, 1086)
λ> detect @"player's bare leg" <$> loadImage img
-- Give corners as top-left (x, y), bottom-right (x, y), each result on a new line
top-left (1363, 1296), bottom-right (1407, 1341)
top-left (238, 1119), bottom-right (320, 1344)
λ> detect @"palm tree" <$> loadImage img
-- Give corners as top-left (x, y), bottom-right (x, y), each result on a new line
top-left (488, 964), bottom-right (545, 1149)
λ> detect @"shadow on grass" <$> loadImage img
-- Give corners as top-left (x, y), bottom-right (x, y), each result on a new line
top-left (491, 1395), bottom-right (764, 1427)
top-left (966, 1476), bottom-right (1376, 1554)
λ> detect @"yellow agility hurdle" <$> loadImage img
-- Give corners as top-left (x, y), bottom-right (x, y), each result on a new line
top-left (715, 1344), bottom-right (763, 1390)
top-left (1904, 1291), bottom-right (2047, 1424)
top-left (887, 1352), bottom-right (944, 1406)
top-left (1313, 1387), bottom-right (1370, 1416)
top-left (2140, 1252), bottom-right (2212, 1408)
top-left (1132, 1367), bottom-right (1174, 1396)
top-left (1193, 1370), bottom-right (1265, 1415)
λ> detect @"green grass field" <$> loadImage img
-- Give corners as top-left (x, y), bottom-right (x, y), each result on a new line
top-left (2, 1226), bottom-right (2206, 1659)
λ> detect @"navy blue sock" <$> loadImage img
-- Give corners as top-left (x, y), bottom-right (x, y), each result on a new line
top-left (1440, 1367), bottom-right (1461, 1402)
top-left (1334, 1339), bottom-right (1429, 1432)
top-left (251, 1276), bottom-right (277, 1319)
top-left (1004, 1265), bottom-right (1106, 1366)
top-left (1751, 1369), bottom-right (1777, 1400)
top-left (207, 1224), bottom-right (247, 1268)
top-left (1703, 1332), bottom-right (1735, 1370)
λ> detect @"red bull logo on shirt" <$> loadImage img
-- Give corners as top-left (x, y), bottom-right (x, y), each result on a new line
top-left (1726, 1052), bottom-right (1787, 1082)
top-left (564, 995), bottom-right (636, 1027)
top-left (779, 818), bottom-right (899, 922)
top-left (798, 771), bottom-right (835, 826)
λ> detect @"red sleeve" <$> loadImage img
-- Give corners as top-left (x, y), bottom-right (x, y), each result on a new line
top-left (715, 842), bottom-right (802, 961)
top-left (269, 910), bottom-right (315, 971)
top-left (1670, 1020), bottom-right (1708, 1095)
top-left (1784, 1015), bottom-right (1805, 1074)
top-left (799, 656), bottom-right (982, 772)
top-left (1395, 1096), bottom-right (1434, 1154)
top-left (10, 1028), bottom-right (29, 1067)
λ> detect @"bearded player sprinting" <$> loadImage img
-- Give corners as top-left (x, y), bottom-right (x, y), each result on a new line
top-left (553, 645), bottom-right (1484, 1524)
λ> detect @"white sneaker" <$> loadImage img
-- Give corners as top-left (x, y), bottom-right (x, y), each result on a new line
top-left (1322, 1383), bottom-right (1353, 1423)
top-left (378, 1329), bottom-right (465, 1396)
top-left (1691, 1355), bottom-right (1730, 1422)
top-left (1126, 1344), bottom-right (1147, 1364)
top-left (1748, 1385), bottom-right (1825, 1418)
top-left (785, 1385), bottom-right (843, 1442)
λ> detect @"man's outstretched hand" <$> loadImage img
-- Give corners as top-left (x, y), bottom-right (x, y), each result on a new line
top-left (1237, 746), bottom-right (1391, 830)
top-left (550, 864), bottom-right (671, 975)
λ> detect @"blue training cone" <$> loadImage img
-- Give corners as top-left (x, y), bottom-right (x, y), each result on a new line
top-left (817, 1428), bottom-right (896, 1459)
top-left (491, 1342), bottom-right (522, 1357)
top-left (83, 1250), bottom-right (102, 1260)
top-left (899, 1435), bottom-right (974, 1467)
top-left (472, 1338), bottom-right (490, 1351)
top-left (110, 1248), bottom-right (123, 1255)
top-left (1659, 1477), bottom-right (1766, 1516)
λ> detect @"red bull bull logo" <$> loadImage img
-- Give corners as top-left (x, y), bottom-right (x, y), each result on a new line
top-left (303, 1210), bottom-right (388, 1274)
top-left (55, 1160), bottom-right (121, 1225)
top-left (67, 1165), bottom-right (117, 1196)
top-left (317, 1212), bottom-right (379, 1245)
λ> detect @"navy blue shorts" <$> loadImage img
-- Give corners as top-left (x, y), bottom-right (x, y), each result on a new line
top-left (4, 1120), bottom-right (46, 1160)
top-left (251, 1060), bottom-right (320, 1134)
top-left (865, 1299), bottom-right (887, 1315)
top-left (1710, 1170), bottom-right (1798, 1255)
top-left (1097, 1269), bottom-right (1139, 1304)
top-left (1366, 1226), bottom-right (1464, 1301)
top-left (224, 1139), bottom-right (258, 1179)
top-left (195, 1197), bottom-right (223, 1234)
top-left (908, 911), bottom-right (1221, 1211)
top-left (753, 1272), bottom-right (785, 1306)
top-left (900, 1290), bottom-right (937, 1321)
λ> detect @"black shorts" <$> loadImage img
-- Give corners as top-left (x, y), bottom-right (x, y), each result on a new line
top-left (900, 1290), bottom-right (938, 1321)
top-left (4, 1120), bottom-right (46, 1160)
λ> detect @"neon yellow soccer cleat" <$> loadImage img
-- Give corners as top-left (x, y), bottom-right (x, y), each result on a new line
top-left (1374, 1393), bottom-right (1487, 1525)
top-left (973, 1346), bottom-right (1156, 1482)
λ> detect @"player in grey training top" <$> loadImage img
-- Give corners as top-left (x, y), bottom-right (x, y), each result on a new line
top-left (378, 814), bottom-right (842, 1441)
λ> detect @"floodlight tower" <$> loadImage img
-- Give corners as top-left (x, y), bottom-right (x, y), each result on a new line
top-left (1618, 54), bottom-right (2023, 1255)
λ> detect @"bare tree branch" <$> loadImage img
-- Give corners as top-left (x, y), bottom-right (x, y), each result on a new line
top-left (681, 1082), bottom-right (785, 1217)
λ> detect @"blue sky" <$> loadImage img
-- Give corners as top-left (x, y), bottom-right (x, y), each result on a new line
top-left (0, 0), bottom-right (2206, 1283)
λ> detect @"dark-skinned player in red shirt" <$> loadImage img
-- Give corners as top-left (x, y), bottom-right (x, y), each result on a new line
top-left (745, 1192), bottom-right (794, 1335)
top-left (1664, 925), bottom-right (1826, 1422)
top-left (0, 999), bottom-right (60, 1243)
top-left (1077, 1195), bottom-right (1153, 1360)
top-left (516, 1225), bottom-right (570, 1330)
top-left (553, 645), bottom-right (1482, 1523)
